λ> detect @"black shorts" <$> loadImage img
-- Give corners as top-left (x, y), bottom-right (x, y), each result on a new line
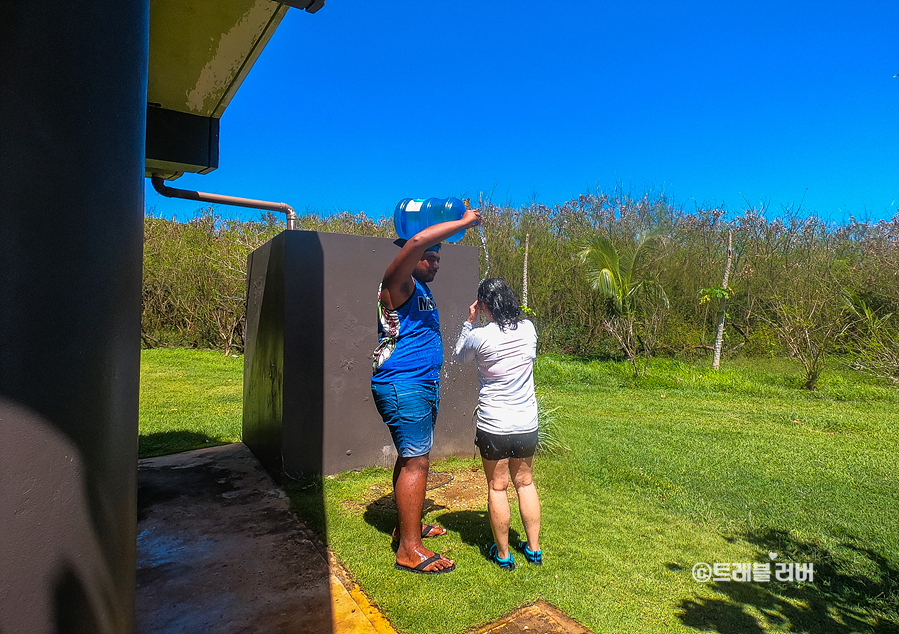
top-left (475, 428), bottom-right (538, 461)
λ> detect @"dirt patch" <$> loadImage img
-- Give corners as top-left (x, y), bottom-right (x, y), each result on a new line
top-left (429, 467), bottom-right (495, 511)
top-left (339, 466), bottom-right (518, 515)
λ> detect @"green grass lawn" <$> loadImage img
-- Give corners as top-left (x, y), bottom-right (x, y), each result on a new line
top-left (287, 355), bottom-right (899, 634)
top-left (139, 348), bottom-right (899, 633)
top-left (139, 348), bottom-right (243, 458)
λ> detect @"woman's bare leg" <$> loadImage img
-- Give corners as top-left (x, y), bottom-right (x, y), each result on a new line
top-left (510, 456), bottom-right (540, 552)
top-left (482, 457), bottom-right (511, 558)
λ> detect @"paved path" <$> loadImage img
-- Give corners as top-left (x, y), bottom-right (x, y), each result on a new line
top-left (135, 443), bottom-right (389, 634)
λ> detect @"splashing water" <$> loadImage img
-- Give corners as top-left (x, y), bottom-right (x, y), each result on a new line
top-left (478, 223), bottom-right (490, 283)
top-left (467, 196), bottom-right (490, 284)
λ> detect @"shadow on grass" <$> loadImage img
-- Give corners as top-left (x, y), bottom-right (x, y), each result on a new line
top-left (361, 493), bottom-right (395, 537)
top-left (138, 431), bottom-right (228, 459)
top-left (678, 528), bottom-right (899, 633)
top-left (282, 474), bottom-right (328, 537)
top-left (360, 493), bottom-right (524, 564)
top-left (361, 492), bottom-right (451, 536)
top-left (438, 510), bottom-right (523, 562)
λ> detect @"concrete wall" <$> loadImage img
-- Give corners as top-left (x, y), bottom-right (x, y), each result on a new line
top-left (243, 231), bottom-right (480, 478)
top-left (0, 2), bottom-right (148, 632)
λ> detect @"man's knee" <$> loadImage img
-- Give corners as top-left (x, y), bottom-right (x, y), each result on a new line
top-left (398, 454), bottom-right (429, 473)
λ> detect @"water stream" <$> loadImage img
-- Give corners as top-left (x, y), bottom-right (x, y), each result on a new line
top-left (478, 222), bottom-right (490, 284)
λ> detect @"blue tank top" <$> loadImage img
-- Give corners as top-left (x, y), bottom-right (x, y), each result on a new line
top-left (372, 280), bottom-right (442, 383)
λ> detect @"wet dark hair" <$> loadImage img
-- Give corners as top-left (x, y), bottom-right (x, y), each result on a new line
top-left (478, 278), bottom-right (523, 332)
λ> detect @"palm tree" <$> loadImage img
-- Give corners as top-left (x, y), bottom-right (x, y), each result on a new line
top-left (577, 233), bottom-right (669, 376)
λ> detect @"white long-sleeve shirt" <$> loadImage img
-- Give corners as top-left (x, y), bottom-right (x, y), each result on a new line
top-left (454, 319), bottom-right (538, 435)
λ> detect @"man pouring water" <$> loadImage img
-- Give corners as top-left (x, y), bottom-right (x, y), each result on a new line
top-left (371, 204), bottom-right (481, 574)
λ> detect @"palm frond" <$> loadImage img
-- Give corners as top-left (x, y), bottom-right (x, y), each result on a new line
top-left (618, 248), bottom-right (634, 275)
top-left (645, 279), bottom-right (671, 309)
top-left (631, 232), bottom-right (667, 270)
top-left (577, 235), bottom-right (619, 272)
top-left (578, 235), bottom-right (624, 309)
top-left (597, 269), bottom-right (622, 312)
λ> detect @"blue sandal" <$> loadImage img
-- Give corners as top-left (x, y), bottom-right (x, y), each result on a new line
top-left (489, 543), bottom-right (515, 571)
top-left (519, 541), bottom-right (543, 565)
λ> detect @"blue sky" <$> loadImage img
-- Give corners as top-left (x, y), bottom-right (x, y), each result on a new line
top-left (145, 1), bottom-right (899, 224)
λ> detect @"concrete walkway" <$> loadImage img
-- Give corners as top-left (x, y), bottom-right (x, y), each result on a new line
top-left (135, 443), bottom-right (393, 634)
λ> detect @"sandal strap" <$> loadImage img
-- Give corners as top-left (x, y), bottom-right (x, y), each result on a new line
top-left (414, 553), bottom-right (444, 571)
top-left (421, 523), bottom-right (445, 538)
top-left (520, 541), bottom-right (543, 563)
top-left (392, 523), bottom-right (446, 542)
top-left (489, 543), bottom-right (515, 568)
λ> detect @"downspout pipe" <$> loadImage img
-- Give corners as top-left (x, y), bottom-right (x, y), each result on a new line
top-left (151, 175), bottom-right (297, 230)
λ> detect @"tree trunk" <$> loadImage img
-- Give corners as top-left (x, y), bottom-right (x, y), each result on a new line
top-left (712, 230), bottom-right (733, 370)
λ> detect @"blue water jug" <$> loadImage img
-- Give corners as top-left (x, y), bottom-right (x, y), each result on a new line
top-left (394, 197), bottom-right (468, 243)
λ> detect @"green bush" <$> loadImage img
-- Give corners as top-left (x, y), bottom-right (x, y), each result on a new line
top-left (143, 209), bottom-right (285, 352)
top-left (142, 196), bottom-right (899, 388)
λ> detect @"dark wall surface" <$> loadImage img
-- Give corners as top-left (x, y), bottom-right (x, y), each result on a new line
top-left (243, 236), bottom-right (288, 476)
top-left (244, 231), bottom-right (481, 478)
top-left (0, 1), bottom-right (148, 632)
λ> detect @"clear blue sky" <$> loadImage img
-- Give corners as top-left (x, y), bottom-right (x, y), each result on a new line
top-left (145, 1), bottom-right (899, 224)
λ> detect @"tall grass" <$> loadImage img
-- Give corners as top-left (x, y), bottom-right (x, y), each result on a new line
top-left (143, 193), bottom-right (899, 384)
top-left (143, 208), bottom-right (398, 351)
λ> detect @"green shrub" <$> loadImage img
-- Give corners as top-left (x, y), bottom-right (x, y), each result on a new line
top-left (142, 195), bottom-right (899, 388)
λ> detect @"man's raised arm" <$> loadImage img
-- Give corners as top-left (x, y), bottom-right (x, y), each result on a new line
top-left (380, 208), bottom-right (481, 309)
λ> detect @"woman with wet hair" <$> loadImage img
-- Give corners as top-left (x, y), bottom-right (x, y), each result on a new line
top-left (454, 278), bottom-right (542, 570)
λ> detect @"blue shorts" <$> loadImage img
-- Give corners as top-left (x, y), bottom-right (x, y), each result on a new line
top-left (371, 382), bottom-right (439, 458)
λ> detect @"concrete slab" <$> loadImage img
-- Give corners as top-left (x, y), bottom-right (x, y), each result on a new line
top-left (466, 601), bottom-right (596, 634)
top-left (135, 443), bottom-right (391, 634)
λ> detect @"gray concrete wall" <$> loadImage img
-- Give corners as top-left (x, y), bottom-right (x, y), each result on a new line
top-left (0, 1), bottom-right (148, 632)
top-left (243, 231), bottom-right (480, 478)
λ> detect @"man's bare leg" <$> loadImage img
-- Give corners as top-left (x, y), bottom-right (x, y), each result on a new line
top-left (390, 456), bottom-right (447, 541)
top-left (393, 454), bottom-right (454, 572)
